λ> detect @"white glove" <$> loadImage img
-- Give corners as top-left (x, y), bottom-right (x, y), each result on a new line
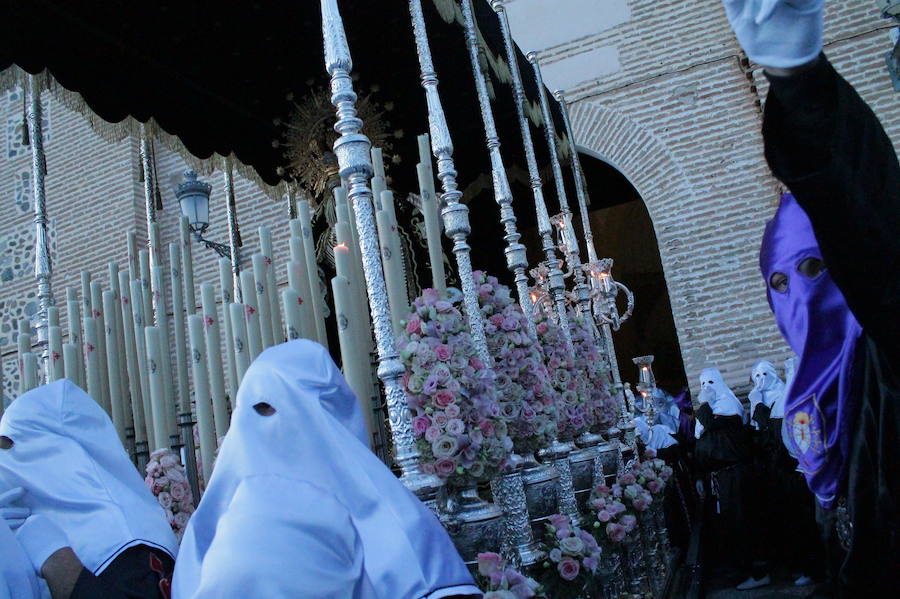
top-left (697, 386), bottom-right (715, 405)
top-left (722, 0), bottom-right (825, 68)
top-left (0, 487), bottom-right (30, 531)
top-left (14, 516), bottom-right (70, 575)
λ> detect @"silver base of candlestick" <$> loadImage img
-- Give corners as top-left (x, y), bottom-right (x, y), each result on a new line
top-left (491, 460), bottom-right (543, 567)
top-left (440, 483), bottom-right (504, 564)
top-left (622, 537), bottom-right (649, 596)
top-left (639, 512), bottom-right (661, 594)
top-left (521, 453), bottom-right (560, 540)
top-left (597, 545), bottom-right (626, 599)
top-left (134, 440), bottom-right (149, 474)
top-left (539, 440), bottom-right (580, 526)
top-left (178, 411), bottom-right (201, 507)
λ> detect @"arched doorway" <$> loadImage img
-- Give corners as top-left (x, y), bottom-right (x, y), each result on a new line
top-left (579, 153), bottom-right (688, 394)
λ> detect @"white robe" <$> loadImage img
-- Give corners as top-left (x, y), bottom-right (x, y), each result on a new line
top-left (635, 416), bottom-right (678, 450)
top-left (0, 380), bottom-right (177, 575)
top-left (173, 340), bottom-right (479, 599)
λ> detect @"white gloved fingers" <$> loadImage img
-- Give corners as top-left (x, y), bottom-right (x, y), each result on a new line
top-left (0, 486), bottom-right (26, 507)
top-left (15, 515), bottom-right (70, 574)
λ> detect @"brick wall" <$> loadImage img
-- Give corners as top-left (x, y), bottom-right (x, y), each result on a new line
top-left (2, 1), bottom-right (897, 403)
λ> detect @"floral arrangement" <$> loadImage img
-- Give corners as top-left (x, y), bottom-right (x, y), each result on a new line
top-left (569, 312), bottom-right (617, 430)
top-left (588, 483), bottom-right (637, 544)
top-left (474, 271), bottom-right (558, 455)
top-left (538, 514), bottom-right (602, 598)
top-left (145, 448), bottom-right (195, 542)
top-left (476, 552), bottom-right (545, 599)
top-left (398, 287), bottom-right (511, 486)
top-left (533, 310), bottom-right (591, 441)
top-left (636, 448), bottom-right (673, 497)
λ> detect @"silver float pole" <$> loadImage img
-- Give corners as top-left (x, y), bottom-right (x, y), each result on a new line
top-left (320, 0), bottom-right (442, 505)
top-left (26, 74), bottom-right (54, 382)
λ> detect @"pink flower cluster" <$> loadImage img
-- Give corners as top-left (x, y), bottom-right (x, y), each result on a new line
top-left (539, 514), bottom-right (602, 597)
top-left (144, 448), bottom-right (195, 542)
top-left (473, 272), bottom-right (558, 455)
top-left (569, 312), bottom-right (617, 430)
top-left (636, 448), bottom-right (673, 496)
top-left (532, 311), bottom-right (591, 441)
top-left (399, 287), bottom-right (511, 485)
top-left (588, 483), bottom-right (637, 544)
top-left (477, 552), bottom-right (545, 599)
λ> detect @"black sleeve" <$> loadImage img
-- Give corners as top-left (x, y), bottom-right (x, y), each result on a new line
top-left (752, 403), bottom-right (771, 430)
top-left (695, 403), bottom-right (742, 433)
top-left (695, 403), bottom-right (714, 428)
top-left (762, 55), bottom-right (900, 364)
top-left (70, 546), bottom-right (172, 599)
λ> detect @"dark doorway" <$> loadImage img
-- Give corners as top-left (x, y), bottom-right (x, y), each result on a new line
top-left (577, 152), bottom-right (688, 394)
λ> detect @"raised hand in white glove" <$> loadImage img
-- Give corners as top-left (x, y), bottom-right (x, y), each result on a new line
top-left (722, 0), bottom-right (825, 69)
top-left (14, 516), bottom-right (70, 576)
top-left (0, 487), bottom-right (30, 531)
top-left (697, 386), bottom-right (716, 405)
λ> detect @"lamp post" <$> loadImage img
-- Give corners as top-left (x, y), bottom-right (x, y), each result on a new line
top-left (175, 171), bottom-right (233, 259)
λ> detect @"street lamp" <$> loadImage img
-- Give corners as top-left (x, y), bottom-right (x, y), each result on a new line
top-left (175, 171), bottom-right (231, 258)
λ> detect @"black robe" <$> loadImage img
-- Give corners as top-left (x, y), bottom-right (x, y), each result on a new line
top-left (70, 545), bottom-right (174, 599)
top-left (763, 55), bottom-right (900, 596)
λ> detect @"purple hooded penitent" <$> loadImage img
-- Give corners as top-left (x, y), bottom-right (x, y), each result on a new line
top-left (759, 193), bottom-right (863, 508)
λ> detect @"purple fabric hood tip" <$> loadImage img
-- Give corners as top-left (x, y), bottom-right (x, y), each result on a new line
top-left (760, 193), bottom-right (863, 509)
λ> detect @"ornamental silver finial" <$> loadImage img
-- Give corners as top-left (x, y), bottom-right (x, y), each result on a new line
top-left (408, 0), bottom-right (490, 365)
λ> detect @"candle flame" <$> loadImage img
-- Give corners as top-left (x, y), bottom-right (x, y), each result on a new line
top-left (334, 243), bottom-right (349, 250)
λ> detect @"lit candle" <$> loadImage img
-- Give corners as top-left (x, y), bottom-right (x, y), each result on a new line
top-left (259, 226), bottom-right (283, 343)
top-left (229, 302), bottom-right (250, 386)
top-left (416, 161), bottom-right (446, 292)
top-left (129, 279), bottom-right (155, 447)
top-left (82, 316), bottom-right (105, 412)
top-left (187, 313), bottom-right (216, 483)
top-left (20, 353), bottom-right (38, 394)
top-left (201, 283), bottom-right (229, 439)
top-left (180, 217), bottom-right (197, 314)
top-left (287, 261), bottom-right (316, 340)
top-left (331, 274), bottom-right (375, 447)
top-left (63, 343), bottom-right (80, 390)
top-left (144, 326), bottom-right (170, 452)
top-left (168, 244), bottom-right (191, 414)
top-left (251, 254), bottom-right (275, 349)
top-left (119, 272), bottom-right (146, 444)
top-left (240, 271), bottom-right (263, 361)
top-left (48, 325), bottom-right (64, 382)
top-left (218, 258), bottom-right (239, 397)
top-left (90, 281), bottom-right (111, 414)
top-left (297, 200), bottom-right (328, 347)
top-left (102, 291), bottom-right (126, 442)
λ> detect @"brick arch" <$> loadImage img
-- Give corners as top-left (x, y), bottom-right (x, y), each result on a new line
top-left (568, 100), bottom-right (702, 383)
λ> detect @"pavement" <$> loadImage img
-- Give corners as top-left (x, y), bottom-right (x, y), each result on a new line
top-left (704, 569), bottom-right (817, 599)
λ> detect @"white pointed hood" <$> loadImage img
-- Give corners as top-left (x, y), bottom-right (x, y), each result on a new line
top-left (0, 380), bottom-right (177, 574)
top-left (695, 368), bottom-right (746, 438)
top-left (173, 340), bottom-right (478, 599)
top-left (749, 360), bottom-right (787, 419)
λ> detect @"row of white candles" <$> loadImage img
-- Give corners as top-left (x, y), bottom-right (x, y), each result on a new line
top-left (10, 140), bottom-right (448, 487)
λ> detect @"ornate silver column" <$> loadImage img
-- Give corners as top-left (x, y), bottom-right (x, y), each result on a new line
top-left (407, 0), bottom-right (490, 364)
top-left (139, 126), bottom-right (159, 266)
top-left (222, 157), bottom-right (243, 303)
top-left (460, 0), bottom-right (531, 321)
top-left (26, 75), bottom-right (54, 381)
top-left (529, 55), bottom-right (593, 321)
top-left (490, 0), bottom-right (572, 349)
top-left (321, 0), bottom-right (442, 504)
top-left (460, 0), bottom-right (540, 565)
top-left (555, 91), bottom-right (598, 264)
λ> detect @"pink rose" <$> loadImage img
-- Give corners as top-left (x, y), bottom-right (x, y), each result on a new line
top-left (444, 403), bottom-right (461, 419)
top-left (558, 558), bottom-right (580, 581)
top-left (597, 509), bottom-right (612, 522)
top-left (406, 317), bottom-right (422, 335)
top-left (446, 418), bottom-right (465, 436)
top-left (606, 522), bottom-right (626, 543)
top-left (547, 514), bottom-right (571, 531)
top-left (158, 491), bottom-right (173, 510)
top-left (434, 458), bottom-right (457, 477)
top-left (425, 426), bottom-right (441, 442)
top-left (160, 454), bottom-right (178, 469)
top-left (647, 480), bottom-right (661, 494)
top-left (434, 390), bottom-right (455, 407)
top-left (434, 344), bottom-right (452, 361)
top-left (536, 323), bottom-right (548, 335)
top-left (170, 482), bottom-right (187, 502)
top-left (166, 468), bottom-right (187, 483)
top-left (477, 552), bottom-right (503, 577)
top-left (412, 416), bottom-right (431, 435)
top-left (173, 511), bottom-right (191, 530)
top-left (478, 419), bottom-right (495, 437)
top-left (620, 472), bottom-right (636, 485)
top-left (583, 556), bottom-right (598, 573)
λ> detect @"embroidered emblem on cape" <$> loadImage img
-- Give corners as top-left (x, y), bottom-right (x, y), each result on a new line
top-left (788, 394), bottom-right (827, 473)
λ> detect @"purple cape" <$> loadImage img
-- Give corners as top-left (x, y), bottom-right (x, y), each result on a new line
top-left (760, 193), bottom-right (863, 508)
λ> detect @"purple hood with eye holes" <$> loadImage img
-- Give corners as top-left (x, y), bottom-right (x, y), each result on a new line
top-left (759, 193), bottom-right (863, 508)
